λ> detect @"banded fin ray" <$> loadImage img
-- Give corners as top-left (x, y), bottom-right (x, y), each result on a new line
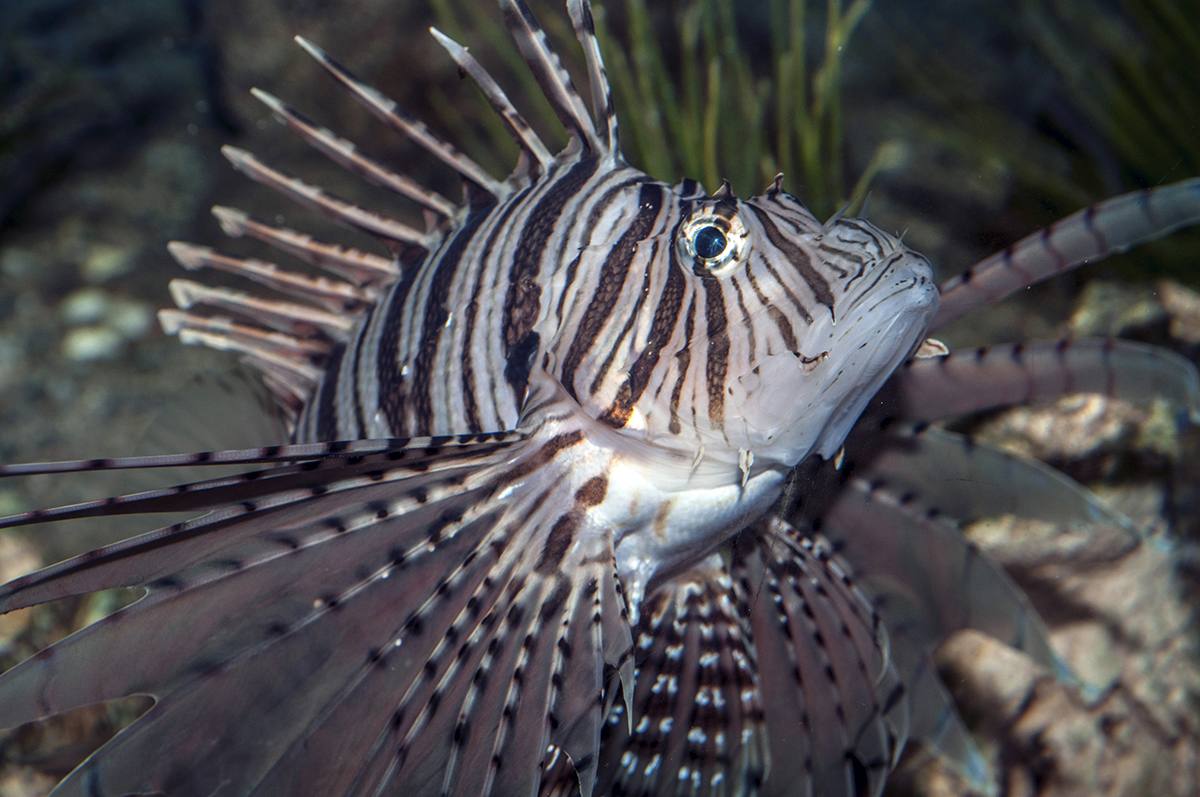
top-left (220, 145), bottom-right (431, 252)
top-left (806, 477), bottom-right (1063, 793)
top-left (0, 470), bottom-right (498, 729)
top-left (402, 544), bottom-right (616, 797)
top-left (23, 488), bottom-right (500, 796)
top-left (730, 518), bottom-right (908, 797)
top-left (500, 0), bottom-right (602, 154)
top-left (0, 422), bottom-right (633, 797)
top-left (811, 475), bottom-right (1057, 673)
top-left (567, 0), bottom-right (619, 152)
top-left (595, 556), bottom-right (767, 797)
top-left (841, 423), bottom-right (1141, 557)
top-left (249, 87), bottom-right (460, 220)
top-left (0, 438), bottom-right (520, 537)
top-left (158, 308), bottom-right (332, 359)
top-left (210, 205), bottom-right (400, 287)
top-left (888, 649), bottom-right (993, 793)
top-left (882, 337), bottom-right (1200, 423)
top-left (167, 241), bottom-right (373, 314)
top-left (0, 433), bottom-right (522, 477)
top-left (248, 485), bottom-right (624, 796)
top-left (294, 35), bottom-right (507, 199)
top-left (428, 27), bottom-right (556, 172)
top-left (933, 178), bottom-right (1200, 330)
top-left (169, 277), bottom-right (353, 337)
top-left (0, 439), bottom-right (518, 614)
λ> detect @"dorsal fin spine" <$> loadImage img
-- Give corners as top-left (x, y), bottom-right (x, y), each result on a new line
top-left (499, 0), bottom-right (602, 154)
top-left (568, 0), bottom-right (619, 155)
top-left (249, 88), bottom-right (458, 218)
top-left (294, 35), bottom-right (506, 198)
top-left (428, 26), bottom-right (555, 172)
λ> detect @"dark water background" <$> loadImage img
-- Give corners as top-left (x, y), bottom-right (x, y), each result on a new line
top-left (0, 0), bottom-right (1197, 793)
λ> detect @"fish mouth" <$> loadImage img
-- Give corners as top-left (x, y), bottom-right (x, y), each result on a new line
top-left (809, 255), bottom-right (939, 459)
top-left (732, 251), bottom-right (939, 468)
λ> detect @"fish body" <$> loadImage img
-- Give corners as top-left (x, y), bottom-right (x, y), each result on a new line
top-left (296, 154), bottom-right (939, 603)
top-left (1, 1), bottom-right (1200, 796)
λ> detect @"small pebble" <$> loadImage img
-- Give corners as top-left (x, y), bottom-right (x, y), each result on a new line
top-left (0, 247), bottom-right (39, 279)
top-left (60, 288), bottom-right (110, 325)
top-left (1158, 279), bottom-right (1200, 345)
top-left (108, 300), bottom-right (154, 340)
top-left (63, 326), bottom-right (123, 362)
top-left (83, 244), bottom-right (136, 283)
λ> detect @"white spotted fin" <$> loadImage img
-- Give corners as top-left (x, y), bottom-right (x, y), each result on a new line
top-left (0, 422), bottom-right (633, 797)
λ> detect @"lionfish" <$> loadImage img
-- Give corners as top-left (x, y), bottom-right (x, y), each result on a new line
top-left (2, 1), bottom-right (1199, 795)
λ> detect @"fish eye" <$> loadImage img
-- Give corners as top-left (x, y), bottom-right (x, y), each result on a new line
top-left (693, 225), bottom-right (728, 260)
top-left (679, 210), bottom-right (749, 274)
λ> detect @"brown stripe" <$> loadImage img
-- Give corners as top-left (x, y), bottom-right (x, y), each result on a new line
top-left (590, 240), bottom-right (658, 396)
top-left (629, 245), bottom-right (687, 401)
top-left (574, 475), bottom-right (608, 508)
top-left (749, 205), bottom-right (834, 311)
top-left (560, 182), bottom-right (664, 401)
top-left (491, 430), bottom-right (585, 488)
top-left (743, 260), bottom-right (800, 352)
top-left (348, 320), bottom-right (369, 437)
top-left (599, 241), bottom-right (687, 428)
top-left (597, 381), bottom-right (634, 428)
top-left (376, 271), bottom-right (419, 436)
top-left (730, 277), bottom-right (756, 363)
top-left (462, 188), bottom-right (533, 432)
top-left (701, 277), bottom-right (729, 429)
top-left (537, 514), bottom-right (579, 573)
top-left (503, 157), bottom-right (600, 384)
top-left (757, 252), bottom-right (813, 325)
top-left (411, 207), bottom-right (492, 432)
top-left (315, 343), bottom-right (346, 441)
top-left (554, 176), bottom-right (654, 323)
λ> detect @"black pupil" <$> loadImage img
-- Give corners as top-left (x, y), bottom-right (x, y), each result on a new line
top-left (693, 225), bottom-right (727, 259)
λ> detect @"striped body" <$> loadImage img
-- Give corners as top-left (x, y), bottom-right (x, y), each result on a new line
top-left (1, 2), bottom-right (1200, 796)
top-left (293, 154), bottom-right (939, 602)
top-left (299, 171), bottom-right (936, 471)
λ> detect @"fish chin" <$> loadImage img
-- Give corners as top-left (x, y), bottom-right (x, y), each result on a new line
top-left (731, 253), bottom-right (939, 467)
top-left (810, 307), bottom-right (933, 460)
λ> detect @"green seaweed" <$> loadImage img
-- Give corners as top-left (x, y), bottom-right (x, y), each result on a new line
top-left (883, 0), bottom-right (1200, 283)
top-left (425, 0), bottom-right (874, 220)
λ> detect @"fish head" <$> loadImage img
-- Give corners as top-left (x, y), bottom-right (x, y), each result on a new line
top-left (661, 188), bottom-right (940, 474)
